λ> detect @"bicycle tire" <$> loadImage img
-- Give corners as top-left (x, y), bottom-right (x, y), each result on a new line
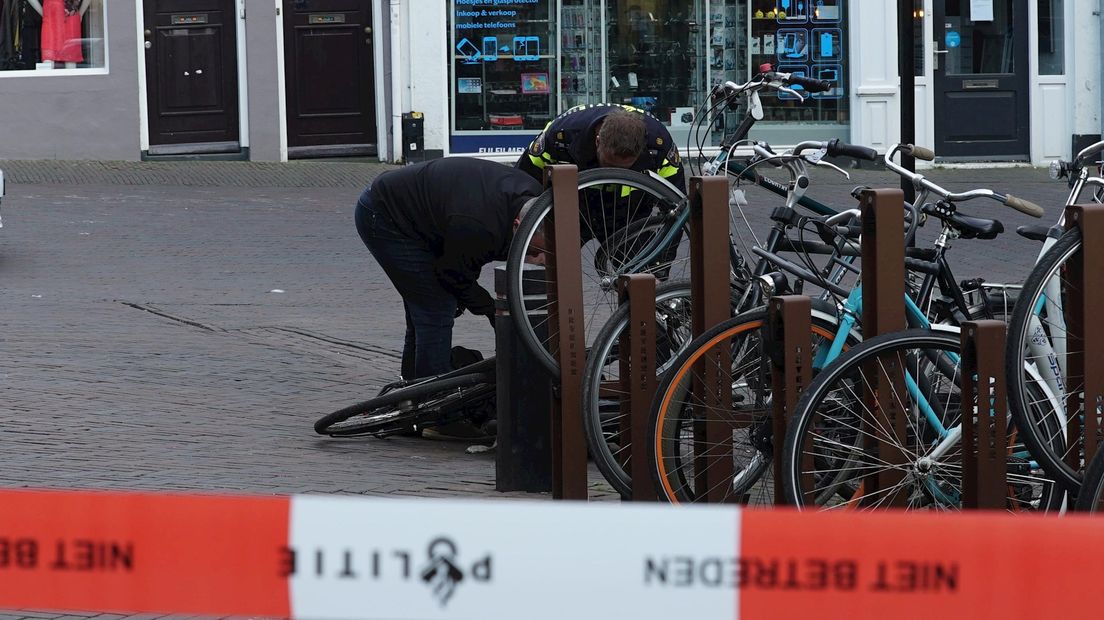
top-left (649, 303), bottom-right (855, 505)
top-left (315, 364), bottom-right (495, 437)
top-left (782, 329), bottom-right (1063, 512)
top-left (581, 280), bottom-right (715, 497)
top-left (1075, 447), bottom-right (1104, 511)
top-left (506, 168), bottom-right (686, 378)
top-left (1005, 228), bottom-right (1083, 491)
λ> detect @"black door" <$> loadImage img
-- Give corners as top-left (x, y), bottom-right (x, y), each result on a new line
top-left (143, 0), bottom-right (240, 147)
top-left (283, 0), bottom-right (376, 149)
top-left (933, 0), bottom-right (1028, 160)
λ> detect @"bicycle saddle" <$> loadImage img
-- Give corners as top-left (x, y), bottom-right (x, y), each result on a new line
top-left (950, 212), bottom-right (1003, 240)
top-left (1016, 224), bottom-right (1050, 242)
top-left (922, 203), bottom-right (1004, 240)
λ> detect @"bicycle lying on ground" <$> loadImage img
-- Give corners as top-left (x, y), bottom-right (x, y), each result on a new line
top-left (314, 356), bottom-right (495, 438)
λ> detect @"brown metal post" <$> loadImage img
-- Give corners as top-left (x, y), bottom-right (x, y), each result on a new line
top-left (689, 176), bottom-right (734, 502)
top-left (616, 274), bottom-right (659, 501)
top-left (859, 188), bottom-right (908, 508)
top-left (544, 165), bottom-right (588, 500)
top-left (768, 295), bottom-right (812, 506)
top-left (1064, 205), bottom-right (1104, 470)
top-left (960, 321), bottom-right (1009, 510)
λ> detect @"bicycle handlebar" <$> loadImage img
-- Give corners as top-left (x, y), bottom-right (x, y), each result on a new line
top-left (909, 145), bottom-right (936, 161)
top-left (1004, 195), bottom-right (1046, 218)
top-left (826, 139), bottom-right (878, 161)
top-left (883, 144), bottom-right (1044, 218)
top-left (720, 65), bottom-right (827, 103)
top-left (1074, 139), bottom-right (1104, 165)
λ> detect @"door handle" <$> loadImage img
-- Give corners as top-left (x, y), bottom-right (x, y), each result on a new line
top-left (933, 47), bottom-right (948, 71)
top-left (364, 26), bottom-right (371, 34)
top-left (144, 29), bottom-right (151, 39)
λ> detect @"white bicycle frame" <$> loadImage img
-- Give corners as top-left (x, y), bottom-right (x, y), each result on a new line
top-left (1021, 140), bottom-right (1104, 423)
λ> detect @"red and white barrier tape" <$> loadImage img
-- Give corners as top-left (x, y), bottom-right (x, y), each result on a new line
top-left (0, 489), bottom-right (1100, 619)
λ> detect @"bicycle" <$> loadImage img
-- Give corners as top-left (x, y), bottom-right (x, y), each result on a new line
top-left (578, 135), bottom-right (893, 498)
top-left (780, 328), bottom-right (1063, 512)
top-left (314, 356), bottom-right (496, 438)
top-left (1004, 139), bottom-right (1104, 493)
top-left (647, 142), bottom-right (1048, 505)
top-left (505, 66), bottom-right (867, 380)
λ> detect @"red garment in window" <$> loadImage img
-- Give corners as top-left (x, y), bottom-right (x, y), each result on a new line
top-left (40, 0), bottom-right (83, 63)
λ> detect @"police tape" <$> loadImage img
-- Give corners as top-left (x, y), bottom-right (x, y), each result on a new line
top-left (0, 488), bottom-right (1101, 619)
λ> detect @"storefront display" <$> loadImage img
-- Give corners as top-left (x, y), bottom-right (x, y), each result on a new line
top-left (449, 0), bottom-right (557, 154)
top-left (447, 0), bottom-right (850, 155)
top-left (559, 0), bottom-right (602, 110)
top-left (604, 1), bottom-right (706, 148)
top-left (0, 0), bottom-right (105, 71)
top-left (749, 0), bottom-right (849, 142)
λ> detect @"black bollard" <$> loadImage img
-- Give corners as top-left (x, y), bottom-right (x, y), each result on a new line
top-left (494, 264), bottom-right (553, 492)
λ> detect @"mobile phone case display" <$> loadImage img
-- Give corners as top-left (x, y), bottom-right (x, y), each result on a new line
top-left (451, 0), bottom-right (556, 131)
top-left (604, 0), bottom-right (706, 127)
top-left (750, 0), bottom-right (846, 123)
top-left (709, 0), bottom-right (748, 143)
top-left (560, 0), bottom-right (602, 110)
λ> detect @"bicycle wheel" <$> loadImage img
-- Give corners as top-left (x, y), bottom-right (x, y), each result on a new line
top-left (1006, 228), bottom-right (1083, 490)
top-left (1075, 447), bottom-right (1104, 511)
top-left (649, 303), bottom-right (856, 505)
top-left (582, 279), bottom-right (724, 498)
top-left (506, 168), bottom-right (688, 378)
top-left (783, 329), bottom-right (1063, 512)
top-left (315, 360), bottom-right (496, 437)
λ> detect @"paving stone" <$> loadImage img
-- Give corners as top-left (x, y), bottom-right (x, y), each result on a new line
top-left (0, 160), bottom-right (1068, 620)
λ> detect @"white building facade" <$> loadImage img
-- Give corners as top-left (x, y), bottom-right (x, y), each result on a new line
top-left (0, 0), bottom-right (1097, 163)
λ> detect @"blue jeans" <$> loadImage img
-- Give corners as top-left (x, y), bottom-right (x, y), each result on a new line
top-left (355, 185), bottom-right (456, 379)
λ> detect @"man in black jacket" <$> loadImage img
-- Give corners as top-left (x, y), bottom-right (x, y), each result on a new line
top-left (355, 157), bottom-right (543, 381)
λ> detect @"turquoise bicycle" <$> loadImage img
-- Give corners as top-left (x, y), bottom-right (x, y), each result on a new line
top-left (649, 144), bottom-right (1060, 511)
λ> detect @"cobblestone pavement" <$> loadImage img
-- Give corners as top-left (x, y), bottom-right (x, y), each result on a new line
top-left (0, 159), bottom-right (1072, 618)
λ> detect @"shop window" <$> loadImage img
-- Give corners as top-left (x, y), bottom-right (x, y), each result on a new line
top-left (604, 1), bottom-right (707, 148)
top-left (560, 0), bottom-right (602, 110)
top-left (1037, 0), bottom-right (1063, 75)
top-left (747, 0), bottom-right (850, 143)
top-left (449, 0), bottom-right (557, 154)
top-left (0, 0), bottom-right (106, 72)
top-left (709, 0), bottom-right (748, 146)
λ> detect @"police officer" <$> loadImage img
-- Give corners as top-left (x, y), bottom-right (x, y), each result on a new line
top-left (516, 103), bottom-right (685, 192)
top-left (516, 103), bottom-right (686, 273)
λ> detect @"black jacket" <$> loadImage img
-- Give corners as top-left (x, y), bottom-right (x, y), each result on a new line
top-left (370, 158), bottom-right (543, 316)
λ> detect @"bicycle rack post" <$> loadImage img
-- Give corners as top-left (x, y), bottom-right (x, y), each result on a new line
top-left (859, 188), bottom-right (908, 508)
top-left (1064, 204), bottom-right (1104, 471)
top-left (689, 175), bottom-right (734, 503)
top-left (616, 274), bottom-right (659, 501)
top-left (767, 295), bottom-right (812, 506)
top-left (494, 265), bottom-right (553, 493)
top-left (544, 164), bottom-right (588, 500)
top-left (960, 320), bottom-right (1009, 510)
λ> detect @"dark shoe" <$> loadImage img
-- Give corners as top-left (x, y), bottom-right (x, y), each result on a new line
top-left (450, 346), bottom-right (484, 369)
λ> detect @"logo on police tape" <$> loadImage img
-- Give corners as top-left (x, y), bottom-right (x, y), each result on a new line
top-left (281, 536), bottom-right (492, 607)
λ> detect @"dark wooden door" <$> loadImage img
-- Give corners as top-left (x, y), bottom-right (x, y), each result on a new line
top-left (933, 0), bottom-right (1028, 159)
top-left (283, 0), bottom-right (376, 147)
top-left (143, 0), bottom-right (240, 146)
